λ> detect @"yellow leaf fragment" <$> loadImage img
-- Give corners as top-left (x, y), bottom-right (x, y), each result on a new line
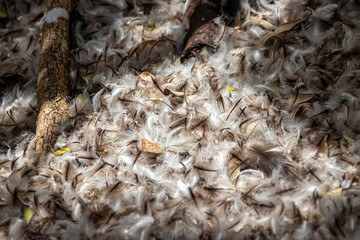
top-left (227, 86), bottom-right (234, 92)
top-left (326, 188), bottom-right (342, 199)
top-left (295, 36), bottom-right (304, 43)
top-left (77, 93), bottom-right (84, 102)
top-left (231, 167), bottom-right (241, 185)
top-left (173, 57), bottom-right (181, 66)
top-left (113, 135), bottom-right (125, 142)
top-left (141, 137), bottom-right (162, 154)
top-left (24, 208), bottom-right (33, 225)
top-left (84, 24), bottom-right (93, 34)
top-left (151, 94), bottom-right (161, 100)
top-left (0, 11), bottom-right (7, 18)
top-left (116, 206), bottom-right (136, 216)
top-left (80, 72), bottom-right (95, 82)
top-left (139, 72), bottom-right (155, 82)
top-left (344, 135), bottom-right (355, 142)
top-left (55, 147), bottom-right (69, 156)
top-left (76, 93), bottom-right (85, 109)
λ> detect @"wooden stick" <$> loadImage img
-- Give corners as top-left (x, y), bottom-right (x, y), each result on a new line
top-left (35, 0), bottom-right (71, 153)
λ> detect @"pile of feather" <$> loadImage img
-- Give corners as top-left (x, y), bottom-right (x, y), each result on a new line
top-left (1, 0), bottom-right (360, 239)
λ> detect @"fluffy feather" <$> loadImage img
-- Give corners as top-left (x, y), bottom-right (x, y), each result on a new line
top-left (1, 0), bottom-right (360, 238)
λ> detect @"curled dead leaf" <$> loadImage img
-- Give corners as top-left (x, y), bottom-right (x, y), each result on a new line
top-left (163, 88), bottom-right (184, 96)
top-left (260, 16), bottom-right (309, 45)
top-left (184, 0), bottom-right (201, 20)
top-left (318, 135), bottom-right (329, 156)
top-left (245, 120), bottom-right (262, 138)
top-left (141, 137), bottom-right (162, 154)
top-left (139, 72), bottom-right (155, 82)
top-left (181, 22), bottom-right (224, 61)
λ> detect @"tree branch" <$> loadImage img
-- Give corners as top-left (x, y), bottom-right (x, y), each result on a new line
top-left (35, 0), bottom-right (71, 153)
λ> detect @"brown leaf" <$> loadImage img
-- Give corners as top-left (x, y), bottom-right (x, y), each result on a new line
top-left (318, 135), bottom-right (329, 156)
top-left (181, 22), bottom-right (223, 61)
top-left (163, 88), bottom-right (184, 96)
top-left (185, 0), bottom-right (219, 33)
top-left (138, 72), bottom-right (155, 82)
top-left (260, 17), bottom-right (309, 45)
top-left (184, 0), bottom-right (201, 21)
top-left (141, 137), bottom-right (162, 154)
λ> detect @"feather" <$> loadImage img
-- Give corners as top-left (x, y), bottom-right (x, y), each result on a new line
top-left (1, 0), bottom-right (360, 239)
top-left (8, 218), bottom-right (24, 240)
top-left (314, 4), bottom-right (338, 21)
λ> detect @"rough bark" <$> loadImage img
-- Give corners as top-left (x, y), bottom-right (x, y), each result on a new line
top-left (180, 0), bottom-right (222, 61)
top-left (35, 0), bottom-right (71, 153)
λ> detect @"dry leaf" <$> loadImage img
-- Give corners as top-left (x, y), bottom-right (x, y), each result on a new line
top-left (207, 219), bottom-right (214, 228)
top-left (246, 120), bottom-right (262, 138)
top-left (184, 0), bottom-right (201, 20)
top-left (23, 208), bottom-right (33, 225)
top-left (141, 137), bottom-right (162, 154)
top-left (344, 135), bottom-right (355, 143)
top-left (163, 88), bottom-right (184, 96)
top-left (318, 135), bottom-right (328, 156)
top-left (326, 188), bottom-right (342, 199)
top-left (55, 147), bottom-right (69, 156)
top-left (296, 95), bottom-right (314, 105)
top-left (182, 22), bottom-right (223, 61)
top-left (139, 72), bottom-right (155, 82)
top-left (229, 48), bottom-right (246, 56)
top-left (231, 167), bottom-right (241, 185)
top-left (260, 17), bottom-right (309, 45)
top-left (0, 11), bottom-right (7, 18)
top-left (162, 74), bottom-right (175, 84)
top-left (84, 24), bottom-right (93, 34)
top-left (250, 16), bottom-right (274, 29)
top-left (80, 72), bottom-right (95, 82)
